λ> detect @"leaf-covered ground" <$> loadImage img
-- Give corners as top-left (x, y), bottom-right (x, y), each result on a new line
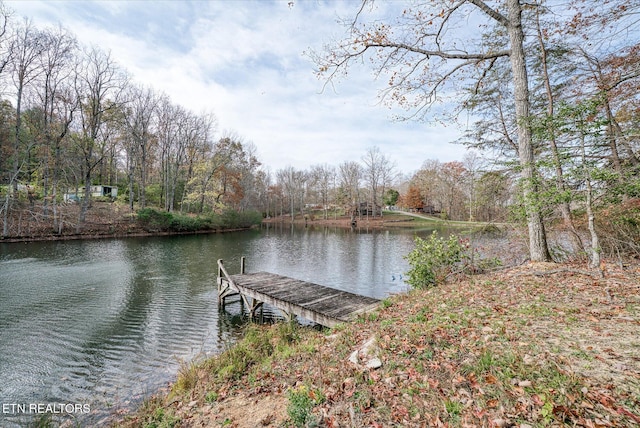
top-left (116, 261), bottom-right (640, 428)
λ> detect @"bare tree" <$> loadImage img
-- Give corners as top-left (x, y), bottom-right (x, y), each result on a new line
top-left (121, 83), bottom-right (159, 210)
top-left (1, 18), bottom-right (46, 236)
top-left (179, 111), bottom-right (215, 212)
top-left (314, 0), bottom-right (552, 261)
top-left (338, 160), bottom-right (362, 221)
top-left (235, 140), bottom-right (261, 211)
top-left (9, 18), bottom-right (45, 192)
top-left (0, 1), bottom-right (11, 79)
top-left (362, 146), bottom-right (385, 217)
top-left (34, 25), bottom-right (77, 228)
top-left (310, 163), bottom-right (335, 219)
top-left (277, 166), bottom-right (306, 221)
top-left (0, 3), bottom-right (12, 223)
top-left (73, 46), bottom-right (126, 228)
top-left (462, 151), bottom-right (484, 222)
top-left (156, 96), bottom-right (181, 211)
top-left (412, 159), bottom-right (441, 214)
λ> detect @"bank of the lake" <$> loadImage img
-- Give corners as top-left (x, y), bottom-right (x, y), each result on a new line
top-left (2, 198), bottom-right (499, 244)
top-left (0, 202), bottom-right (263, 243)
top-left (115, 261), bottom-right (640, 428)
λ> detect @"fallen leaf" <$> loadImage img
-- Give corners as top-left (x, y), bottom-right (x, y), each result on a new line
top-left (485, 374), bottom-right (498, 384)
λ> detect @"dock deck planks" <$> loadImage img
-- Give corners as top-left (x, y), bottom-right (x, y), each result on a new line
top-left (218, 270), bottom-right (380, 328)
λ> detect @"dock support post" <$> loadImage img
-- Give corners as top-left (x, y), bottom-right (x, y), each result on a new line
top-left (218, 258), bottom-right (242, 307)
top-left (241, 256), bottom-right (245, 274)
top-left (217, 259), bottom-right (224, 306)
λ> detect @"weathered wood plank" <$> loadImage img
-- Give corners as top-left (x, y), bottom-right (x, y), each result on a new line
top-left (219, 271), bottom-right (380, 327)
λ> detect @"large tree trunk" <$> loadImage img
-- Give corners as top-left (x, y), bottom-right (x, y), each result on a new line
top-left (507, 0), bottom-right (552, 262)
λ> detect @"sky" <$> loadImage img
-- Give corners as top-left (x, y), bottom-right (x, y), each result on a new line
top-left (6, 0), bottom-right (469, 175)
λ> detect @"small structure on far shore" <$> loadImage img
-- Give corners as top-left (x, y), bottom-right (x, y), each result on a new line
top-left (64, 185), bottom-right (118, 202)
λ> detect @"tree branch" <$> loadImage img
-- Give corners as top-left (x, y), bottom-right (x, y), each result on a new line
top-left (467, 0), bottom-right (509, 26)
top-left (364, 41), bottom-right (510, 61)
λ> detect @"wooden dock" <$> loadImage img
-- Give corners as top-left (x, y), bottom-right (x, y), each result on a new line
top-left (217, 258), bottom-right (380, 328)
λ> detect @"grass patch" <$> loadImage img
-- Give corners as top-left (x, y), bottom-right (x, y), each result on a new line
top-left (286, 385), bottom-right (325, 427)
top-left (116, 262), bottom-right (640, 427)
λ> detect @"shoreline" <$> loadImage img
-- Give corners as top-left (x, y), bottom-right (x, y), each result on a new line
top-left (0, 211), bottom-right (445, 244)
top-left (113, 259), bottom-right (640, 427)
top-left (0, 226), bottom-right (254, 244)
top-left (1, 203), bottom-right (502, 244)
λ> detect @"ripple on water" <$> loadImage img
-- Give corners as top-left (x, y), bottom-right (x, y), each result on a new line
top-left (0, 229), bottom-right (437, 425)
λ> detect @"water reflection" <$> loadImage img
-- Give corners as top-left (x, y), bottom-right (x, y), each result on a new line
top-left (0, 225), bottom-right (441, 426)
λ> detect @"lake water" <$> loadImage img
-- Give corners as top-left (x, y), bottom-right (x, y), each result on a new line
top-left (0, 223), bottom-right (444, 426)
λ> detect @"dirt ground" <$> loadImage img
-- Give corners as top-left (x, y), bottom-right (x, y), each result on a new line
top-left (119, 260), bottom-right (640, 427)
top-left (0, 200), bottom-right (147, 242)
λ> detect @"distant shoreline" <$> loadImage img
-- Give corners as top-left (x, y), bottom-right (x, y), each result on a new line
top-left (0, 226), bottom-right (253, 244)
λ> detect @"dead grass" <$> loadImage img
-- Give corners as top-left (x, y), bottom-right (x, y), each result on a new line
top-left (113, 260), bottom-right (640, 428)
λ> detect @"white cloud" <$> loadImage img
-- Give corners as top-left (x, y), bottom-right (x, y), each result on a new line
top-left (6, 0), bottom-right (468, 176)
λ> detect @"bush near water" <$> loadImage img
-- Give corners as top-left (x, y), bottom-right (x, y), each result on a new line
top-left (136, 207), bottom-right (262, 232)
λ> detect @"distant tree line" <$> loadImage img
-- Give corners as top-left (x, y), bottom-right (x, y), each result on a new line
top-left (0, 4), bottom-right (265, 236)
top-left (313, 0), bottom-right (640, 264)
top-left (270, 149), bottom-right (512, 225)
top-left (269, 146), bottom-right (398, 221)
top-left (400, 153), bottom-right (511, 223)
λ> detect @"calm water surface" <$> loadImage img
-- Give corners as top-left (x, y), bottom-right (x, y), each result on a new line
top-left (0, 224), bottom-right (440, 426)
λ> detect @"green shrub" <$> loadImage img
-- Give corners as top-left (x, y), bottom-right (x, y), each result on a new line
top-left (404, 232), bottom-right (468, 288)
top-left (136, 207), bottom-right (262, 233)
top-left (404, 232), bottom-right (502, 288)
top-left (137, 208), bottom-right (173, 231)
top-left (219, 209), bottom-right (262, 228)
top-left (169, 213), bottom-right (213, 232)
top-left (286, 385), bottom-right (324, 427)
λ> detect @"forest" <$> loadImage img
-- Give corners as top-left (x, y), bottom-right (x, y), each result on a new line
top-left (0, 1), bottom-right (639, 266)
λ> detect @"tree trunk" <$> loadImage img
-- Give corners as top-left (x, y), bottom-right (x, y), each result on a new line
top-left (507, 0), bottom-right (552, 262)
top-left (52, 142), bottom-right (61, 232)
top-left (580, 133), bottom-right (600, 269)
top-left (78, 171), bottom-right (91, 231)
top-left (139, 143), bottom-right (147, 209)
top-left (13, 85), bottom-right (24, 193)
top-left (42, 148), bottom-right (49, 216)
top-left (535, 10), bottom-right (583, 252)
top-left (128, 163), bottom-right (135, 213)
top-left (2, 190), bottom-right (10, 237)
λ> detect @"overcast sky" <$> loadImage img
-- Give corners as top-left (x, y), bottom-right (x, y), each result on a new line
top-left (6, 0), bottom-right (469, 175)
